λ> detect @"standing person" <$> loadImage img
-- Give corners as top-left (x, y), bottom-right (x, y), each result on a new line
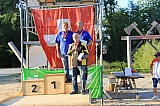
top-left (55, 22), bottom-right (73, 82)
top-left (76, 21), bottom-right (92, 92)
top-left (67, 33), bottom-right (89, 95)
top-left (150, 52), bottom-right (160, 101)
top-left (76, 21), bottom-right (92, 47)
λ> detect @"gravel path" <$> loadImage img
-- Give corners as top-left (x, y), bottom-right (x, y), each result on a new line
top-left (0, 73), bottom-right (160, 105)
top-left (102, 73), bottom-right (160, 105)
top-left (0, 74), bottom-right (21, 102)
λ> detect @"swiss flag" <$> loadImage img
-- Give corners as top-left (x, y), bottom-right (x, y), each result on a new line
top-left (31, 6), bottom-right (95, 68)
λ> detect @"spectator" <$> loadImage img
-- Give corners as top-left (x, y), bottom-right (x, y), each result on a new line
top-left (150, 52), bottom-right (160, 101)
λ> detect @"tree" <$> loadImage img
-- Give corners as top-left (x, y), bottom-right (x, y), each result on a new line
top-left (132, 40), bottom-right (159, 70)
top-left (102, 1), bottom-right (130, 62)
top-left (102, 0), bottom-right (160, 64)
top-left (0, 0), bottom-right (21, 67)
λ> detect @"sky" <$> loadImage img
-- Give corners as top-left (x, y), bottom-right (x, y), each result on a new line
top-left (116, 0), bottom-right (137, 8)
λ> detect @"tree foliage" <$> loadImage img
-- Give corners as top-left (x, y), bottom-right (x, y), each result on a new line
top-left (132, 40), bottom-right (159, 69)
top-left (0, 0), bottom-right (21, 67)
top-left (0, 0), bottom-right (160, 68)
top-left (102, 0), bottom-right (160, 65)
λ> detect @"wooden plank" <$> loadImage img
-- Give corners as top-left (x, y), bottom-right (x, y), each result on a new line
top-left (39, 0), bottom-right (54, 2)
top-left (107, 83), bottom-right (115, 91)
top-left (111, 72), bottom-right (144, 78)
top-left (103, 88), bottom-right (112, 100)
top-left (121, 35), bottom-right (160, 40)
top-left (0, 92), bottom-right (23, 104)
top-left (2, 94), bottom-right (95, 106)
top-left (56, 1), bottom-right (81, 5)
top-left (81, 0), bottom-right (96, 1)
top-left (65, 82), bottom-right (81, 94)
top-left (118, 89), bottom-right (138, 93)
top-left (81, 1), bottom-right (95, 4)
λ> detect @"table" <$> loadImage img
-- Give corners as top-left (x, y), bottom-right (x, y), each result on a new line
top-left (111, 72), bottom-right (144, 99)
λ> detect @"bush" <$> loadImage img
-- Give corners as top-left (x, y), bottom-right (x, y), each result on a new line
top-left (102, 61), bottom-right (150, 74)
top-left (103, 61), bottom-right (127, 70)
top-left (102, 61), bottom-right (127, 74)
top-left (134, 69), bottom-right (150, 73)
top-left (132, 40), bottom-right (160, 70)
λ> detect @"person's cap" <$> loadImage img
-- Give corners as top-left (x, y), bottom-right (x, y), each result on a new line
top-left (154, 52), bottom-right (160, 57)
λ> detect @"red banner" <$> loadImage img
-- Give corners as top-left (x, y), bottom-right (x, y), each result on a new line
top-left (31, 6), bottom-right (95, 68)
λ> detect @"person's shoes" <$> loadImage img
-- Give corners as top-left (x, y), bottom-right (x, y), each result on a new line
top-left (81, 92), bottom-right (85, 95)
top-left (70, 91), bottom-right (78, 95)
top-left (81, 91), bottom-right (86, 95)
top-left (85, 89), bottom-right (89, 94)
top-left (65, 80), bottom-right (69, 83)
top-left (151, 96), bottom-right (158, 101)
top-left (66, 79), bottom-right (72, 83)
top-left (68, 79), bottom-right (72, 82)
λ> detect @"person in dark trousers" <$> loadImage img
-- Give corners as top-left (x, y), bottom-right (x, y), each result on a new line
top-left (67, 33), bottom-right (89, 95)
top-left (76, 21), bottom-right (92, 93)
top-left (76, 21), bottom-right (92, 47)
top-left (55, 22), bottom-right (73, 82)
top-left (150, 52), bottom-right (160, 101)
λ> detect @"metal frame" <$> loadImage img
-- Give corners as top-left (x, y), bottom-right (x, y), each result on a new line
top-left (123, 21), bottom-right (160, 68)
top-left (19, 0), bottom-right (103, 105)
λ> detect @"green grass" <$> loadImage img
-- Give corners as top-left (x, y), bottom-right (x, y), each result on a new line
top-left (103, 69), bottom-right (122, 75)
top-left (101, 60), bottom-right (150, 75)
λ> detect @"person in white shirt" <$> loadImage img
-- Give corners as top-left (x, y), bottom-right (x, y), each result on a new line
top-left (150, 52), bottom-right (160, 101)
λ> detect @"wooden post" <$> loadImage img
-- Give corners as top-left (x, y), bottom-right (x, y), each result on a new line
top-left (127, 36), bottom-right (132, 68)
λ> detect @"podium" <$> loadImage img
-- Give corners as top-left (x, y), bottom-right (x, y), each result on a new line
top-left (23, 79), bottom-right (44, 96)
top-left (65, 82), bottom-right (81, 94)
top-left (44, 74), bottom-right (65, 94)
top-left (22, 68), bottom-right (81, 95)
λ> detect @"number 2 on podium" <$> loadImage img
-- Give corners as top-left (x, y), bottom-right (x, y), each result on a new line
top-left (31, 85), bottom-right (37, 92)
